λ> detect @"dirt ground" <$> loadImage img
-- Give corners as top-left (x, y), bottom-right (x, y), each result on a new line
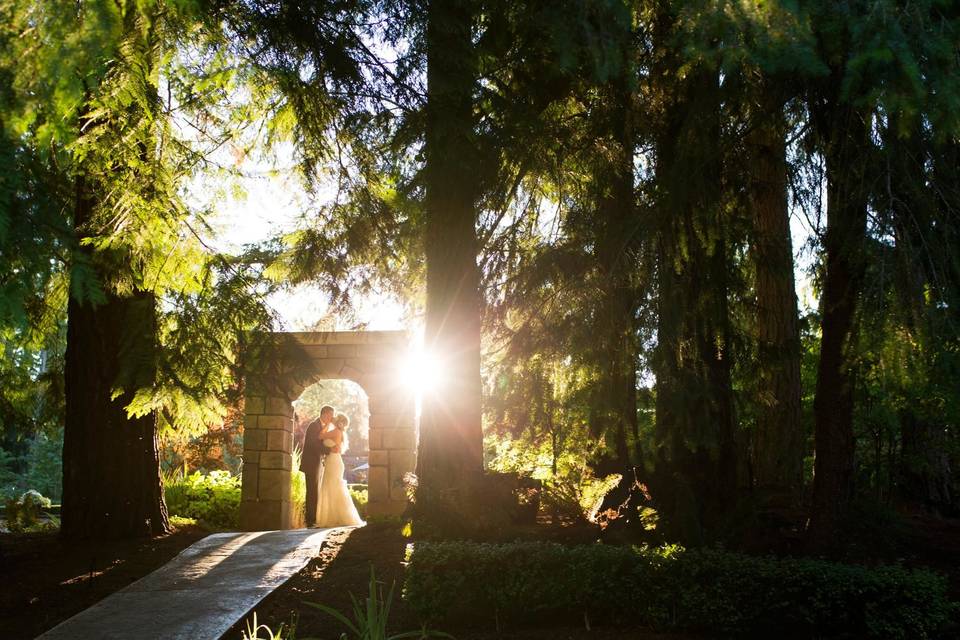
top-left (223, 524), bottom-right (407, 639)
top-left (0, 523), bottom-right (207, 640)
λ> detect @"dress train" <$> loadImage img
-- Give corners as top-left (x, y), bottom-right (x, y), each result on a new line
top-left (316, 452), bottom-right (365, 527)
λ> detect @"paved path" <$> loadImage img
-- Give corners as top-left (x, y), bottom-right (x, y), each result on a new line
top-left (37, 528), bottom-right (331, 640)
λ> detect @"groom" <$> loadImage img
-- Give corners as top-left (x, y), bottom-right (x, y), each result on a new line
top-left (302, 404), bottom-right (335, 527)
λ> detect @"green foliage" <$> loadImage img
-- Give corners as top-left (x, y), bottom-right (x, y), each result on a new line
top-left (0, 446), bottom-right (21, 501)
top-left (291, 470), bottom-right (306, 526)
top-left (349, 484), bottom-right (368, 520)
top-left (404, 542), bottom-right (956, 638)
top-left (488, 431), bottom-right (618, 522)
top-left (168, 515), bottom-right (199, 528)
top-left (4, 489), bottom-right (55, 533)
top-left (1, 0), bottom-right (279, 448)
top-left (291, 445), bottom-right (306, 526)
top-left (22, 431), bottom-right (63, 500)
top-left (160, 417), bottom-right (244, 480)
top-left (302, 567), bottom-right (451, 640)
top-left (486, 357), bottom-right (624, 522)
top-left (0, 430), bottom-right (63, 502)
top-left (163, 469), bottom-right (240, 530)
top-left (242, 612), bottom-right (296, 640)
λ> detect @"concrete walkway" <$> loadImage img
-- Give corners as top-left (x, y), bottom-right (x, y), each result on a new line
top-left (37, 528), bottom-right (331, 640)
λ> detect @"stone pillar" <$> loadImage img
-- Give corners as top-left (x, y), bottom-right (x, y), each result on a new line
top-left (240, 392), bottom-right (295, 531)
top-left (366, 382), bottom-right (417, 517)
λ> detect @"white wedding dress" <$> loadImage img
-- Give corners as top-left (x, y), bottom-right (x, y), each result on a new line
top-left (316, 444), bottom-right (365, 528)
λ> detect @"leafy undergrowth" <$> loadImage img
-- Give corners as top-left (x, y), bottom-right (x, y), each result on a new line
top-left (233, 519), bottom-right (960, 639)
top-left (161, 467), bottom-right (368, 532)
top-left (2, 489), bottom-right (58, 533)
top-left (163, 469), bottom-right (241, 530)
top-left (405, 541), bottom-right (957, 639)
top-left (228, 524), bottom-right (698, 640)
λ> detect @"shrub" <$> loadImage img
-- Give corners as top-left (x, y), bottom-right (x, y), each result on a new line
top-left (4, 489), bottom-right (56, 533)
top-left (1, 436), bottom-right (63, 503)
top-left (349, 484), bottom-right (368, 519)
top-left (23, 432), bottom-right (63, 501)
top-left (292, 446), bottom-right (306, 527)
top-left (169, 515), bottom-right (199, 528)
top-left (403, 541), bottom-right (956, 638)
top-left (291, 470), bottom-right (306, 527)
top-left (0, 447), bottom-right (23, 502)
top-left (163, 470), bottom-right (241, 530)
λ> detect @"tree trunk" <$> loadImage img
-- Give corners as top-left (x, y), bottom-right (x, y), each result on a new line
top-left (652, 59), bottom-right (736, 543)
top-left (591, 73), bottom-right (644, 522)
top-left (416, 0), bottom-right (484, 507)
top-left (900, 412), bottom-right (956, 515)
top-left (808, 104), bottom-right (869, 547)
top-left (595, 76), bottom-right (638, 472)
top-left (747, 106), bottom-right (803, 504)
top-left (61, 174), bottom-right (168, 540)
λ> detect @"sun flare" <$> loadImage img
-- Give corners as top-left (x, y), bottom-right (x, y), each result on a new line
top-left (404, 348), bottom-right (444, 396)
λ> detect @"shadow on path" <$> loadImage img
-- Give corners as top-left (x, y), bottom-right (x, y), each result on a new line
top-left (224, 523), bottom-right (411, 638)
top-left (36, 528), bottom-right (330, 640)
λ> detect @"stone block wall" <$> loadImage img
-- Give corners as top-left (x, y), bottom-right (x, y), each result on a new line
top-left (239, 331), bottom-right (416, 530)
top-left (239, 391), bottom-right (295, 531)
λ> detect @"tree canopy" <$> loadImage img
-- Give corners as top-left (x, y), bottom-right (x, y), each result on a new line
top-left (0, 0), bottom-right (958, 545)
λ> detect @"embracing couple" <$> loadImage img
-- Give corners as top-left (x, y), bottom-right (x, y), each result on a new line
top-left (301, 405), bottom-right (365, 528)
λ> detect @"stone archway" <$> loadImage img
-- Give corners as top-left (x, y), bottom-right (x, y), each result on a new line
top-left (239, 331), bottom-right (416, 531)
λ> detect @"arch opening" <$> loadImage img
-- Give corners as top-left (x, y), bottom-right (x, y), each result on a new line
top-left (294, 379), bottom-right (370, 482)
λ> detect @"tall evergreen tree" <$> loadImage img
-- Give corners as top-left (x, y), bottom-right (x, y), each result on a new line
top-left (2, 0), bottom-right (272, 538)
top-left (60, 4), bottom-right (175, 539)
top-left (802, 0), bottom-right (960, 543)
top-left (649, 2), bottom-right (736, 542)
top-left (747, 101), bottom-right (803, 504)
top-left (416, 0), bottom-right (486, 516)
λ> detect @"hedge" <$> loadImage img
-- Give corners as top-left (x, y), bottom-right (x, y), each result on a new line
top-left (403, 541), bottom-right (956, 638)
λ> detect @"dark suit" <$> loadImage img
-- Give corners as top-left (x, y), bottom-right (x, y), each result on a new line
top-left (301, 419), bottom-right (325, 526)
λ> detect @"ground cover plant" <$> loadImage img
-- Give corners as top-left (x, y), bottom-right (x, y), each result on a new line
top-left (3, 489), bottom-right (57, 533)
top-left (349, 484), bottom-right (369, 520)
top-left (163, 470), bottom-right (241, 530)
top-left (404, 541), bottom-right (957, 638)
top-left (303, 567), bottom-right (452, 640)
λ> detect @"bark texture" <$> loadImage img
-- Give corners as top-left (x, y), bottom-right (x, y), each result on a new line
top-left (808, 102), bottom-right (869, 547)
top-left (61, 175), bottom-right (168, 540)
top-left (594, 77), bottom-right (638, 472)
top-left (652, 61), bottom-right (737, 543)
top-left (747, 107), bottom-right (803, 502)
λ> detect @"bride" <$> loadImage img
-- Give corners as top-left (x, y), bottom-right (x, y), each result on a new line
top-left (315, 413), bottom-right (365, 527)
